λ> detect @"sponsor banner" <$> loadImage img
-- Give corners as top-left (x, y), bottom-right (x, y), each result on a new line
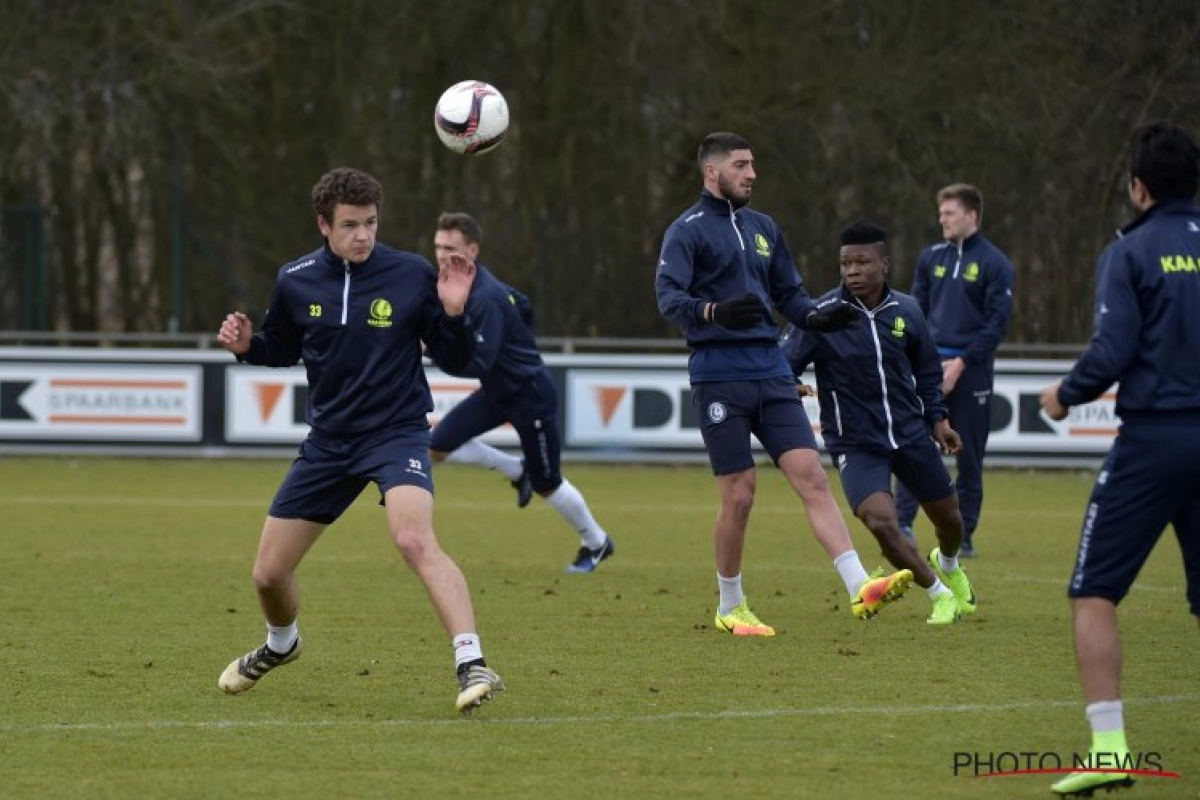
top-left (566, 369), bottom-right (1116, 455)
top-left (0, 363), bottom-right (201, 440)
top-left (225, 366), bottom-right (519, 445)
top-left (565, 370), bottom-right (819, 448)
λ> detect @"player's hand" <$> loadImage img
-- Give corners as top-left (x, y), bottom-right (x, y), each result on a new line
top-left (942, 357), bottom-right (966, 394)
top-left (1039, 380), bottom-right (1068, 421)
top-left (796, 382), bottom-right (817, 398)
top-left (806, 301), bottom-right (858, 332)
top-left (438, 252), bottom-right (477, 317)
top-left (217, 311), bottom-right (252, 356)
top-left (933, 420), bottom-right (962, 455)
top-left (707, 293), bottom-right (766, 329)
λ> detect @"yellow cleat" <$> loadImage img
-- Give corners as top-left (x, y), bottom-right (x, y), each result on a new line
top-left (928, 547), bottom-right (977, 615)
top-left (714, 599), bottom-right (776, 636)
top-left (926, 591), bottom-right (961, 625)
top-left (852, 568), bottom-right (913, 619)
top-left (1050, 770), bottom-right (1134, 797)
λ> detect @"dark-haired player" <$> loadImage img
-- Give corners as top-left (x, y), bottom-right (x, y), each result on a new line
top-left (655, 131), bottom-right (913, 636)
top-left (782, 220), bottom-right (976, 625)
top-left (427, 212), bottom-right (614, 573)
top-left (1040, 122), bottom-right (1200, 797)
top-left (215, 168), bottom-right (503, 713)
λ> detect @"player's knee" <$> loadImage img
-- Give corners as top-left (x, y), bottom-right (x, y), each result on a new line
top-left (251, 562), bottom-right (290, 594)
top-left (391, 525), bottom-right (439, 566)
top-left (723, 484), bottom-right (756, 520)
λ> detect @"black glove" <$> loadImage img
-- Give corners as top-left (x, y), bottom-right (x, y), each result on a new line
top-left (806, 301), bottom-right (859, 332)
top-left (707, 293), bottom-right (766, 329)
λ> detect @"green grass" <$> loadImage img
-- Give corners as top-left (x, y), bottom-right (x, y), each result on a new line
top-left (0, 458), bottom-right (1196, 799)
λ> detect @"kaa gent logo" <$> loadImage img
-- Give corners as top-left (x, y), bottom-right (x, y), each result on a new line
top-left (707, 402), bottom-right (727, 424)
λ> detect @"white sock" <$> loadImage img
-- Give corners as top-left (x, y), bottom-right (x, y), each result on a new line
top-left (545, 479), bottom-right (608, 549)
top-left (266, 622), bottom-right (298, 654)
top-left (717, 573), bottom-right (744, 616)
top-left (833, 551), bottom-right (871, 597)
top-left (1086, 700), bottom-right (1125, 733)
top-left (926, 578), bottom-right (952, 599)
top-left (452, 632), bottom-right (484, 669)
top-left (938, 548), bottom-right (960, 573)
top-left (447, 440), bottom-right (524, 481)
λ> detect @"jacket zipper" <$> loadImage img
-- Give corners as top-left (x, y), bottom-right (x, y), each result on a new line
top-left (341, 260), bottom-right (351, 325)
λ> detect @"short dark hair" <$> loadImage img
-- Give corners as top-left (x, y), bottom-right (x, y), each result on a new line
top-left (937, 183), bottom-right (982, 218)
top-left (311, 168), bottom-right (383, 223)
top-left (1129, 122), bottom-right (1200, 200)
top-left (436, 211), bottom-right (483, 245)
top-left (697, 132), bottom-right (753, 172)
top-left (839, 219), bottom-right (888, 249)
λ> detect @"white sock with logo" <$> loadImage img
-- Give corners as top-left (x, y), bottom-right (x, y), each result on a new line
top-left (545, 479), bottom-right (608, 549)
top-left (453, 633), bottom-right (484, 670)
top-left (266, 622), bottom-right (298, 655)
top-left (447, 440), bottom-right (523, 481)
top-left (938, 548), bottom-right (960, 574)
top-left (717, 573), bottom-right (744, 616)
top-left (833, 551), bottom-right (871, 597)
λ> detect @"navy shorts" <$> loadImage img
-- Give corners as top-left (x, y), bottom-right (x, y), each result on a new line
top-left (693, 377), bottom-right (818, 475)
top-left (1068, 412), bottom-right (1200, 614)
top-left (832, 437), bottom-right (955, 514)
top-left (270, 426), bottom-right (434, 525)
top-left (430, 370), bottom-right (563, 493)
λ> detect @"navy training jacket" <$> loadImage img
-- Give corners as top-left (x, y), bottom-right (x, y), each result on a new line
top-left (911, 231), bottom-right (1014, 365)
top-left (1058, 198), bottom-right (1200, 414)
top-left (241, 242), bottom-right (476, 437)
top-left (428, 265), bottom-right (545, 405)
top-left (655, 191), bottom-right (821, 382)
top-left (781, 285), bottom-right (947, 453)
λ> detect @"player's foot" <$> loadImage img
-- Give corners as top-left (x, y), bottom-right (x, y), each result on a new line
top-left (455, 664), bottom-right (505, 713)
top-left (510, 465), bottom-right (533, 509)
top-left (565, 537), bottom-right (614, 573)
top-left (851, 568), bottom-right (914, 619)
top-left (926, 591), bottom-right (961, 625)
top-left (714, 598), bottom-right (776, 636)
top-left (928, 547), bottom-right (977, 615)
top-left (218, 638), bottom-right (302, 694)
top-left (1050, 769), bottom-right (1134, 797)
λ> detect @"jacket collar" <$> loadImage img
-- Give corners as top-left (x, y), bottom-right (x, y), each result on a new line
top-left (320, 241), bottom-right (375, 270)
top-left (699, 189), bottom-right (743, 216)
top-left (840, 282), bottom-right (895, 311)
top-left (1118, 198), bottom-right (1200, 238)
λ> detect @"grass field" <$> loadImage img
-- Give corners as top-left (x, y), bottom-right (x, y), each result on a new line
top-left (0, 457), bottom-right (1196, 799)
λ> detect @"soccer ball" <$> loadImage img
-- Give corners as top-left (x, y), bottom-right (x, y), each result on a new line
top-left (433, 81), bottom-right (509, 155)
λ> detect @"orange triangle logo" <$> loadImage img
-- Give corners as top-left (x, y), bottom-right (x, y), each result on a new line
top-left (254, 383), bottom-right (287, 422)
top-left (594, 386), bottom-right (626, 426)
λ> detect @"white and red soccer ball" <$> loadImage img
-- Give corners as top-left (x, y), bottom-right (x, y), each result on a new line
top-left (433, 80), bottom-right (509, 155)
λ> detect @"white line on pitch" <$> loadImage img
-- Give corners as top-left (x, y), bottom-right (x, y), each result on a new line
top-left (3, 694), bottom-right (1197, 735)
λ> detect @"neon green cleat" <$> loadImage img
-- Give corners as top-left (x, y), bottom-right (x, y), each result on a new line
top-left (928, 547), bottom-right (977, 615)
top-left (926, 591), bottom-right (961, 625)
top-left (715, 599), bottom-right (776, 636)
top-left (1050, 769), bottom-right (1134, 797)
top-left (851, 568), bottom-right (913, 619)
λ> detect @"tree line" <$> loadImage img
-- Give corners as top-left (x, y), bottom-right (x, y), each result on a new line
top-left (2, 0), bottom-right (1198, 343)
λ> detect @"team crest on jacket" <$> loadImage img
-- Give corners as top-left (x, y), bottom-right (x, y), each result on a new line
top-left (754, 233), bottom-right (771, 257)
top-left (707, 402), bottom-right (727, 424)
top-left (964, 262), bottom-right (980, 281)
top-left (891, 316), bottom-right (906, 338)
top-left (368, 298), bottom-right (393, 328)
